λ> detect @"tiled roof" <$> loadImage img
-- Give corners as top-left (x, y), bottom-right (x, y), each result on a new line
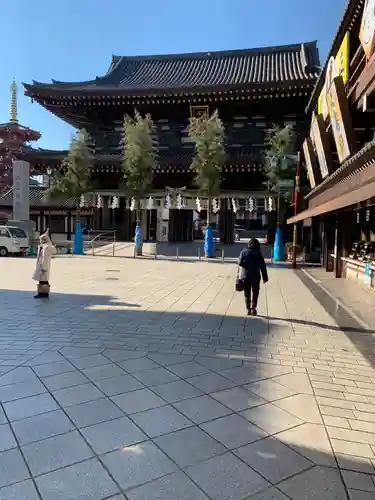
top-left (0, 186), bottom-right (94, 209)
top-left (24, 42), bottom-right (320, 95)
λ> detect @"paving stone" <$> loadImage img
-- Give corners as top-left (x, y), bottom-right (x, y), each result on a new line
top-left (36, 458), bottom-right (119, 499)
top-left (342, 469), bottom-right (375, 492)
top-left (0, 407), bottom-right (6, 425)
top-left (64, 397), bottom-right (124, 428)
top-left (278, 466), bottom-right (348, 499)
top-left (52, 382), bottom-right (104, 407)
top-left (132, 367), bottom-right (180, 387)
top-left (0, 448), bottom-right (29, 488)
top-left (0, 367), bottom-right (38, 387)
top-left (244, 379), bottom-right (296, 402)
top-left (81, 416), bottom-right (147, 454)
top-left (59, 347), bottom-right (104, 359)
top-left (210, 386), bottom-right (266, 411)
top-left (4, 393), bottom-right (58, 421)
top-left (0, 379), bottom-right (46, 403)
top-left (146, 353), bottom-right (194, 366)
top-left (185, 452), bottom-right (269, 500)
top-left (33, 360), bottom-right (76, 377)
top-left (234, 436), bottom-right (312, 484)
top-left (195, 356), bottom-right (242, 371)
top-left (186, 373), bottom-right (236, 393)
top-left (131, 404), bottom-right (192, 437)
top-left (22, 430), bottom-right (93, 475)
top-left (103, 349), bottom-right (147, 362)
top-left (167, 361), bottom-right (212, 378)
top-left (0, 424), bottom-right (16, 452)
top-left (127, 471), bottom-right (210, 500)
top-left (155, 426), bottom-right (226, 467)
top-left (95, 373), bottom-right (144, 396)
top-left (112, 388), bottom-right (166, 414)
top-left (119, 357), bottom-right (160, 373)
top-left (70, 354), bottom-right (112, 370)
top-left (0, 479), bottom-right (40, 500)
top-left (11, 409), bottom-right (74, 445)
top-left (101, 441), bottom-right (178, 490)
top-left (82, 363), bottom-right (125, 381)
top-left (273, 394), bottom-right (323, 424)
top-left (201, 413), bottom-right (267, 449)
top-left (240, 403), bottom-right (303, 435)
top-left (152, 380), bottom-right (203, 403)
top-left (249, 488), bottom-right (290, 500)
top-left (42, 370), bottom-right (89, 391)
top-left (174, 395), bottom-right (232, 424)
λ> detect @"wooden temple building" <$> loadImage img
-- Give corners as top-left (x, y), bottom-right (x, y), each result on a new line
top-left (288, 0), bottom-right (375, 289)
top-left (3, 42), bottom-right (320, 243)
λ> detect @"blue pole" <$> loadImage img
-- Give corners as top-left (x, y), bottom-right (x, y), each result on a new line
top-left (273, 226), bottom-right (285, 262)
top-left (73, 222), bottom-right (83, 255)
top-left (135, 225), bottom-right (143, 256)
top-left (204, 225), bottom-right (214, 258)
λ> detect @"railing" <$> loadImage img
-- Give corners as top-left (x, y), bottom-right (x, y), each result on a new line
top-left (84, 230), bottom-right (116, 256)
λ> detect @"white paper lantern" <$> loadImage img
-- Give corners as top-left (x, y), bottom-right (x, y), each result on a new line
top-left (196, 197), bottom-right (201, 212)
top-left (231, 198), bottom-right (237, 213)
top-left (176, 194), bottom-right (183, 210)
top-left (111, 196), bottom-right (119, 210)
top-left (266, 197), bottom-right (274, 212)
top-left (165, 194), bottom-right (172, 210)
top-left (248, 197), bottom-right (255, 212)
top-left (147, 196), bottom-right (154, 210)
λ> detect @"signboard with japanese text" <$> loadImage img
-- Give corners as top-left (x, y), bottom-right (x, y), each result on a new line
top-left (12, 160), bottom-right (30, 221)
top-left (302, 137), bottom-right (318, 188)
top-left (310, 112), bottom-right (331, 179)
top-left (326, 76), bottom-right (356, 163)
top-left (360, 0), bottom-right (375, 59)
top-left (317, 33), bottom-right (349, 119)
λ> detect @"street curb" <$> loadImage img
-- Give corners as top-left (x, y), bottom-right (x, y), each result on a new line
top-left (300, 267), bottom-right (370, 331)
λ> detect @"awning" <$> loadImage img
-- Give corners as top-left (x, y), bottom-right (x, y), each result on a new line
top-left (287, 177), bottom-right (375, 224)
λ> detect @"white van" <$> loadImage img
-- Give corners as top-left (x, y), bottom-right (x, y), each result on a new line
top-left (0, 226), bottom-right (29, 256)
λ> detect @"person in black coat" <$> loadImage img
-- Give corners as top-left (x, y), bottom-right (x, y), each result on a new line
top-left (238, 238), bottom-right (268, 316)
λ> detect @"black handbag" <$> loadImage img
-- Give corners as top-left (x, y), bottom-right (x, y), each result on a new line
top-left (235, 267), bottom-right (244, 292)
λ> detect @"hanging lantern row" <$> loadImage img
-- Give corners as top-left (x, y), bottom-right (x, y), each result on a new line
top-left (196, 197), bottom-right (202, 213)
top-left (96, 195), bottom-right (103, 209)
top-left (366, 209), bottom-right (370, 222)
top-left (79, 195), bottom-right (85, 208)
top-left (130, 197), bottom-right (136, 211)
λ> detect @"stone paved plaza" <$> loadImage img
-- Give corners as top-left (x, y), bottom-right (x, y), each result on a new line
top-left (1, 255), bottom-right (375, 499)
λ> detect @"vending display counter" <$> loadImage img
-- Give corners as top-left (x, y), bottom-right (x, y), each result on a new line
top-left (341, 257), bottom-right (374, 290)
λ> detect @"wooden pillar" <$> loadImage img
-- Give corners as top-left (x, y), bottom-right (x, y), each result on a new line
top-left (333, 213), bottom-right (343, 278)
top-left (102, 196), bottom-right (110, 228)
top-left (323, 214), bottom-right (335, 272)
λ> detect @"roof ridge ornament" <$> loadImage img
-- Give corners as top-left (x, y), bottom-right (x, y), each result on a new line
top-left (10, 78), bottom-right (18, 123)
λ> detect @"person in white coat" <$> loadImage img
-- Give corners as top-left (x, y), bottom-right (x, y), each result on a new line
top-left (32, 232), bottom-right (55, 299)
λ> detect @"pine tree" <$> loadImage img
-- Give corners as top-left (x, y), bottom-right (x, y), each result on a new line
top-left (188, 110), bottom-right (225, 256)
top-left (121, 110), bottom-right (158, 255)
top-left (47, 128), bottom-right (93, 224)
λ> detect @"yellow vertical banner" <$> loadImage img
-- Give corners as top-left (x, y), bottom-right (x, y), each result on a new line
top-left (335, 32), bottom-right (349, 85)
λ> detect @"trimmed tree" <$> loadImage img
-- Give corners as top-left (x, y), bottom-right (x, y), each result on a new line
top-left (47, 129), bottom-right (93, 254)
top-left (188, 110), bottom-right (225, 258)
top-left (263, 124), bottom-right (297, 261)
top-left (121, 110), bottom-right (158, 256)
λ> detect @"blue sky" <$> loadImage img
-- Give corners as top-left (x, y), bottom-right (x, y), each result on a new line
top-left (0, 0), bottom-right (346, 150)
